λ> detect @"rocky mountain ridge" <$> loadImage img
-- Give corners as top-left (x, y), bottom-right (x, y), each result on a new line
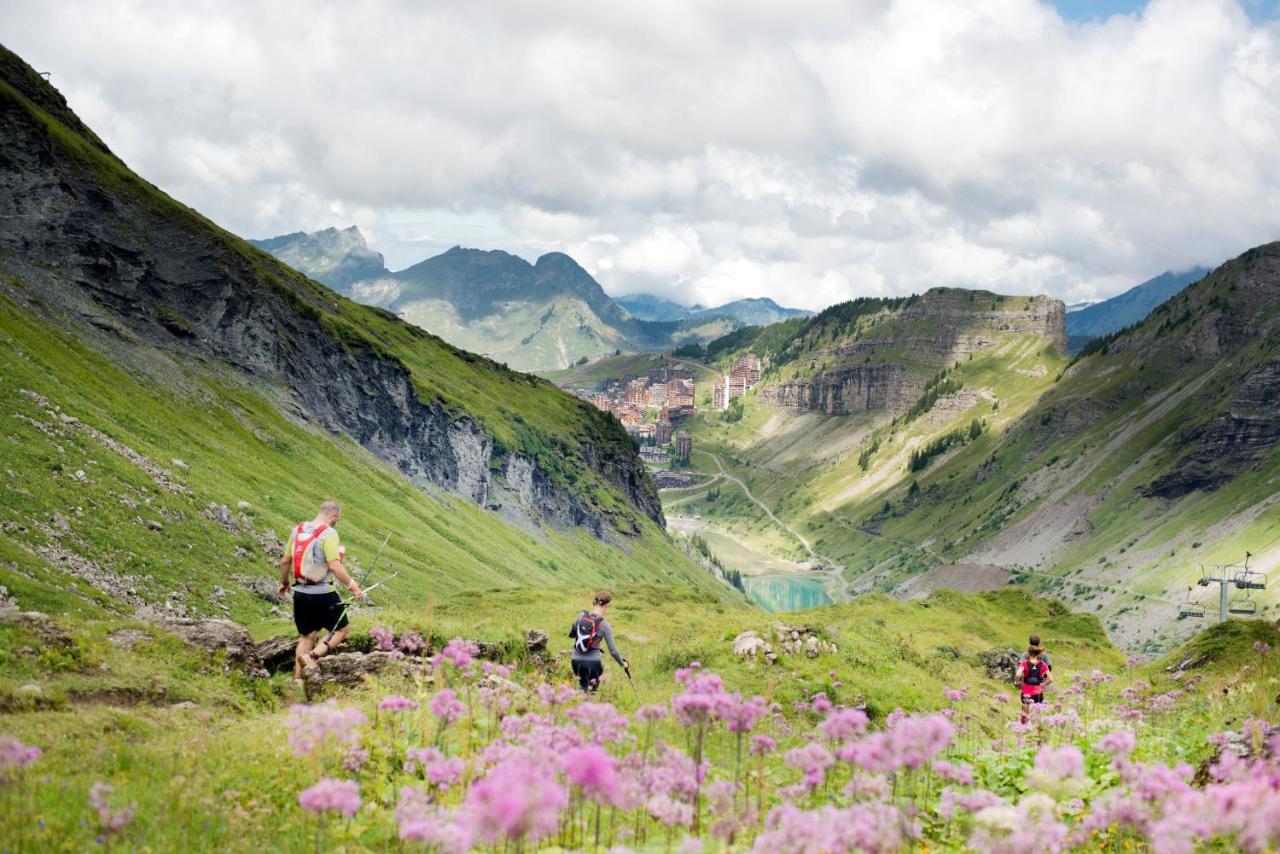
top-left (750, 289), bottom-right (1065, 416)
top-left (616, 293), bottom-right (812, 326)
top-left (251, 228), bottom-right (773, 371)
top-left (0, 43), bottom-right (659, 539)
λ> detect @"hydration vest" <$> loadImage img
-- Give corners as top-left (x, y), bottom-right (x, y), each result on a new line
top-left (571, 611), bottom-right (604, 653)
top-left (1022, 659), bottom-right (1046, 687)
top-left (292, 523), bottom-right (331, 584)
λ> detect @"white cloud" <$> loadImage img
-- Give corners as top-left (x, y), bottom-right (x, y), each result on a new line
top-left (3, 0), bottom-right (1279, 311)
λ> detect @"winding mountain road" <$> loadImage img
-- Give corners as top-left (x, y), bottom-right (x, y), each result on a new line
top-left (695, 449), bottom-right (816, 558)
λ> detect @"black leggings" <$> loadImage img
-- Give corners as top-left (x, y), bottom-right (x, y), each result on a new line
top-left (572, 658), bottom-right (604, 692)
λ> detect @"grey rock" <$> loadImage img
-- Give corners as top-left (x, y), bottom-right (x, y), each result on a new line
top-left (978, 647), bottom-right (1022, 682)
top-left (146, 519), bottom-right (163, 531)
top-left (253, 635), bottom-right (298, 673)
top-left (525, 628), bottom-right (549, 653)
top-left (302, 651), bottom-right (396, 700)
top-left (152, 617), bottom-right (255, 667)
top-left (107, 628), bottom-right (151, 650)
top-left (0, 608), bottom-right (73, 647)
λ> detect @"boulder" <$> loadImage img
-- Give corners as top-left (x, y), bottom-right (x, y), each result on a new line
top-left (0, 608), bottom-right (73, 647)
top-left (302, 651), bottom-right (396, 700)
top-left (977, 647), bottom-right (1021, 682)
top-left (525, 629), bottom-right (549, 653)
top-left (153, 617), bottom-right (257, 669)
top-left (254, 635), bottom-right (298, 674)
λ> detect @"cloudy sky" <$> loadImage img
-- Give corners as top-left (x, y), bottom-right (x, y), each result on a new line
top-left (4, 0), bottom-right (1280, 310)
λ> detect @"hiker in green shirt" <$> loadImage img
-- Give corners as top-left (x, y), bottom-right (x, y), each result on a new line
top-left (278, 500), bottom-right (364, 677)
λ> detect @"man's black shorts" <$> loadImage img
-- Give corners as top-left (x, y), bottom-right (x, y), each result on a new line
top-left (571, 658), bottom-right (604, 692)
top-left (1021, 693), bottom-right (1045, 705)
top-left (293, 590), bottom-right (348, 636)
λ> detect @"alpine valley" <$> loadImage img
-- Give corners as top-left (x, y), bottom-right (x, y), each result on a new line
top-left (648, 258), bottom-right (1280, 653)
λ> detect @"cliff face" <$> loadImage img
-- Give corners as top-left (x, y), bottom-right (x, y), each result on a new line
top-left (756, 289), bottom-right (1066, 416)
top-left (759, 365), bottom-right (923, 415)
top-left (0, 45), bottom-right (660, 538)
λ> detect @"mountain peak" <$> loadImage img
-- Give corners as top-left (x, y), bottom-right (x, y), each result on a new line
top-left (248, 225), bottom-right (387, 289)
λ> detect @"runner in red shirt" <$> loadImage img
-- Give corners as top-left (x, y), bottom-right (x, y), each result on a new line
top-left (1016, 645), bottom-right (1052, 724)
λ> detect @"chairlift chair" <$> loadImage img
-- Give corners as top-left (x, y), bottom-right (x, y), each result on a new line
top-left (1177, 588), bottom-right (1205, 620)
top-left (1233, 568), bottom-right (1267, 590)
top-left (1228, 594), bottom-right (1257, 616)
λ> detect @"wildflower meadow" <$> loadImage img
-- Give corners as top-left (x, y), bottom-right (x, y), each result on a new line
top-left (2, 606), bottom-right (1277, 852)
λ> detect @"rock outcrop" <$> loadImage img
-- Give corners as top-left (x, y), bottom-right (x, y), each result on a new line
top-left (760, 365), bottom-right (923, 415)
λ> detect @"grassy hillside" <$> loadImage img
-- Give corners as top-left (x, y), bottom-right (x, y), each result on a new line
top-left (0, 42), bottom-right (672, 538)
top-left (0, 284), bottom-right (738, 635)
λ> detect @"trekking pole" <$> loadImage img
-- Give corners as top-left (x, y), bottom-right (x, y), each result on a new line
top-left (321, 534), bottom-right (391, 646)
top-left (623, 663), bottom-right (639, 699)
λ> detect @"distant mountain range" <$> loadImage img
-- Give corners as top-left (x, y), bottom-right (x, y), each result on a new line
top-left (249, 227), bottom-right (807, 372)
top-left (1065, 267), bottom-right (1209, 353)
top-left (616, 293), bottom-right (812, 326)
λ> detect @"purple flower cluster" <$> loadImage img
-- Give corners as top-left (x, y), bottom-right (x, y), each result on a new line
top-left (0, 736), bottom-right (41, 782)
top-left (369, 625), bottom-right (395, 651)
top-left (433, 638), bottom-right (480, 670)
top-left (286, 701), bottom-right (367, 756)
top-left (89, 782), bottom-right (136, 839)
top-left (298, 778), bottom-right (361, 818)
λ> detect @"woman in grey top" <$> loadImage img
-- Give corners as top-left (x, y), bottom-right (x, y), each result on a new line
top-left (568, 590), bottom-right (628, 692)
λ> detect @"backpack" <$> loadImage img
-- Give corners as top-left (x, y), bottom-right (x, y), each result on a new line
top-left (1022, 659), bottom-right (1046, 687)
top-left (291, 523), bottom-right (331, 584)
top-left (570, 611), bottom-right (604, 653)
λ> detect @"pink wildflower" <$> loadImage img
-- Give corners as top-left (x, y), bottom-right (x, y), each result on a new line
top-left (566, 702), bottom-right (631, 743)
top-left (819, 707), bottom-right (869, 742)
top-left (89, 782), bottom-right (136, 839)
top-left (433, 637), bottom-right (480, 670)
top-left (378, 695), bottom-right (419, 712)
top-left (428, 689), bottom-right (465, 724)
top-left (636, 704), bottom-right (669, 722)
top-left (719, 694), bottom-right (768, 732)
top-left (298, 778), bottom-right (360, 818)
top-left (397, 787), bottom-right (476, 853)
top-left (369, 625), bottom-right (395, 652)
top-left (343, 746), bottom-right (369, 774)
top-left (563, 744), bottom-right (620, 802)
top-left (397, 632), bottom-right (425, 654)
top-left (785, 742), bottom-right (835, 790)
top-left (647, 793), bottom-right (695, 827)
top-left (1097, 730), bottom-right (1136, 756)
top-left (465, 758), bottom-right (566, 843)
top-left (0, 737), bottom-right (41, 782)
top-left (286, 701), bottom-right (367, 755)
top-left (932, 760), bottom-right (974, 785)
top-left (750, 734), bottom-right (777, 756)
top-left (754, 802), bottom-right (913, 854)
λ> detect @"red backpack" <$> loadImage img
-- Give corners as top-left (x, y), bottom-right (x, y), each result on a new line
top-left (291, 523), bottom-right (329, 583)
top-left (1022, 659), bottom-right (1046, 687)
